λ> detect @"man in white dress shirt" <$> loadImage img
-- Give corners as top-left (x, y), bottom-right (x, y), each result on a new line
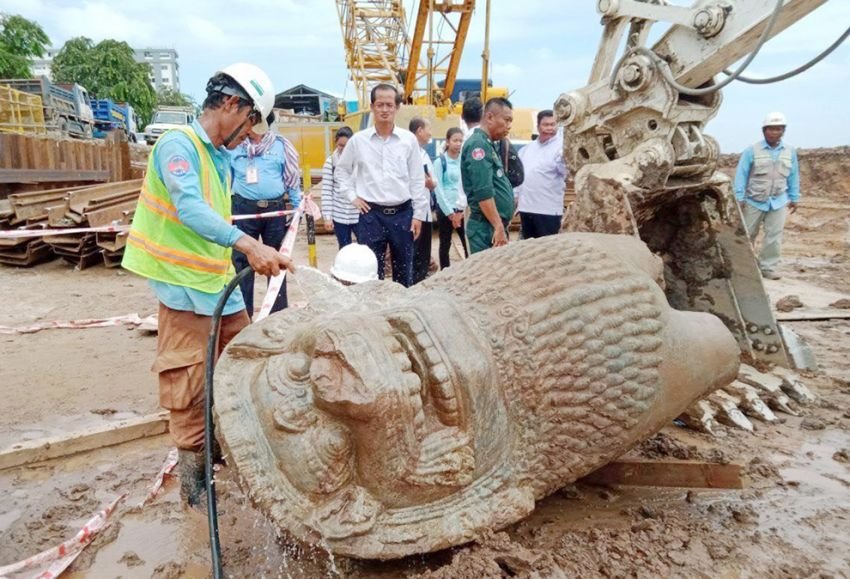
top-left (514, 109), bottom-right (568, 239)
top-left (334, 84), bottom-right (427, 287)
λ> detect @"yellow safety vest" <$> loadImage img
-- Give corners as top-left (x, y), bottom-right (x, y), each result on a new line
top-left (122, 127), bottom-right (235, 293)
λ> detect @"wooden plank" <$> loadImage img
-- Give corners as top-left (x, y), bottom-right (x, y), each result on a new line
top-left (581, 458), bottom-right (744, 489)
top-left (0, 169), bottom-right (110, 184)
top-left (777, 310), bottom-right (850, 321)
top-left (0, 412), bottom-right (169, 471)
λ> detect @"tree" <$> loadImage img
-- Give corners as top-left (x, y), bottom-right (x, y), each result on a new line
top-left (52, 37), bottom-right (156, 125)
top-left (0, 14), bottom-right (50, 78)
top-left (156, 86), bottom-right (196, 110)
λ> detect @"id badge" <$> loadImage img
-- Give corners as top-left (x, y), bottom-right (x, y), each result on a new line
top-left (246, 164), bottom-right (259, 184)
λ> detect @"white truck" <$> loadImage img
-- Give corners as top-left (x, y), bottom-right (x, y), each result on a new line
top-left (143, 106), bottom-right (195, 145)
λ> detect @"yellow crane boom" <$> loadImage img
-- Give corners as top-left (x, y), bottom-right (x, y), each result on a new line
top-left (404, 0), bottom-right (475, 105)
top-left (336, 0), bottom-right (475, 109)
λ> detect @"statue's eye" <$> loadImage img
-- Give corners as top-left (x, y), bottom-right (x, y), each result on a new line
top-left (288, 353), bottom-right (311, 381)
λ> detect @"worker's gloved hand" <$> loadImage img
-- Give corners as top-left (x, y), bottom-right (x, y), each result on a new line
top-left (235, 235), bottom-right (295, 277)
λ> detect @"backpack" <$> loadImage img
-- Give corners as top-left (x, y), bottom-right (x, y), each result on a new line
top-left (498, 139), bottom-right (524, 188)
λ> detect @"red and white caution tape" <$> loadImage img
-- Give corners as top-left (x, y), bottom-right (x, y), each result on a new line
top-left (0, 209), bottom-right (299, 240)
top-left (231, 208), bottom-right (295, 221)
top-left (0, 225), bottom-right (130, 239)
top-left (136, 448), bottom-right (179, 508)
top-left (0, 448), bottom-right (178, 578)
top-left (254, 194), bottom-right (321, 322)
top-left (0, 494), bottom-right (125, 578)
top-left (0, 313), bottom-right (156, 335)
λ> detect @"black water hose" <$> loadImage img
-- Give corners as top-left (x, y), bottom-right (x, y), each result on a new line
top-left (205, 267), bottom-right (251, 579)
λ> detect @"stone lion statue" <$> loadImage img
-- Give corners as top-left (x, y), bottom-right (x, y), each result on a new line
top-left (215, 233), bottom-right (739, 559)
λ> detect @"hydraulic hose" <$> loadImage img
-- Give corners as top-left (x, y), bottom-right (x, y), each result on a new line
top-left (205, 266), bottom-right (252, 579)
top-left (722, 25), bottom-right (850, 84)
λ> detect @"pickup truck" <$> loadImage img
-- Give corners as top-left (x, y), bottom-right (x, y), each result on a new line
top-left (144, 106), bottom-right (195, 145)
top-left (1, 76), bottom-right (94, 138)
top-left (90, 99), bottom-right (138, 142)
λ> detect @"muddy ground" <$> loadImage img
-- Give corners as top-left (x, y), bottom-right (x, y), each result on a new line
top-left (0, 147), bottom-right (848, 578)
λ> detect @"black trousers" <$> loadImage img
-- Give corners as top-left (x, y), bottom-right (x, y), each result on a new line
top-left (358, 201), bottom-right (414, 287)
top-left (231, 195), bottom-right (288, 318)
top-left (436, 208), bottom-right (467, 269)
top-left (412, 220), bottom-right (433, 285)
top-left (519, 211), bottom-right (562, 239)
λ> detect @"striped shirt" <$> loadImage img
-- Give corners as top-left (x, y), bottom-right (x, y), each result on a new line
top-left (321, 150), bottom-right (360, 225)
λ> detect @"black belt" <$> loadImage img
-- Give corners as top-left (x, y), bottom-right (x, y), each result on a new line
top-left (234, 194), bottom-right (286, 209)
top-left (368, 199), bottom-right (411, 215)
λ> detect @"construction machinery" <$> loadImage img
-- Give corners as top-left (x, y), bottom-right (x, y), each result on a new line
top-left (335, 0), bottom-right (475, 109)
top-left (557, 0), bottom-right (840, 369)
top-left (333, 0), bottom-right (527, 135)
top-left (1, 76), bottom-right (94, 138)
top-left (0, 84), bottom-right (46, 135)
top-left (90, 99), bottom-right (138, 142)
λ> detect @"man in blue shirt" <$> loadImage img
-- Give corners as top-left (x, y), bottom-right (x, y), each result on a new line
top-left (124, 64), bottom-right (293, 508)
top-left (229, 125), bottom-right (302, 317)
top-left (734, 112), bottom-right (801, 280)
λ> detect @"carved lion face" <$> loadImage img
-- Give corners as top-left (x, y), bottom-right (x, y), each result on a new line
top-left (223, 293), bottom-right (508, 519)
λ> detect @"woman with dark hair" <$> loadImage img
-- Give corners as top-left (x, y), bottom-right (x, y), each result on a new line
top-left (433, 127), bottom-right (468, 268)
top-left (321, 126), bottom-right (360, 248)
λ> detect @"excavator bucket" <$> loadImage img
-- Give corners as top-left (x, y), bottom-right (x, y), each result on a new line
top-left (562, 138), bottom-right (790, 368)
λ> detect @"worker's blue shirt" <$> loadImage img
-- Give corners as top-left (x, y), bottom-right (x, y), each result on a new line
top-left (148, 119), bottom-right (246, 316)
top-left (229, 138), bottom-right (301, 206)
top-left (734, 139), bottom-right (800, 212)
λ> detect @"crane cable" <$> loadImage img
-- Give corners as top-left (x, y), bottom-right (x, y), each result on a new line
top-left (722, 25), bottom-right (850, 84)
top-left (609, 0), bottom-right (784, 96)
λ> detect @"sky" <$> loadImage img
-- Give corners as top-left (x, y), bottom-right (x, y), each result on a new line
top-left (1, 0), bottom-right (848, 152)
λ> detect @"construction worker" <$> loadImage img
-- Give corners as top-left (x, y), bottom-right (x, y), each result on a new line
top-left (461, 97), bottom-right (515, 254)
top-left (229, 119), bottom-right (302, 318)
top-left (122, 63), bottom-right (294, 508)
top-left (515, 110), bottom-right (568, 239)
top-left (734, 112), bottom-right (801, 280)
top-left (330, 243), bottom-right (379, 286)
top-left (334, 83), bottom-right (427, 287)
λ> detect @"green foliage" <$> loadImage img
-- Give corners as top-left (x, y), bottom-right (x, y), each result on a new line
top-left (156, 86), bottom-right (196, 111)
top-left (52, 37), bottom-right (156, 125)
top-left (0, 13), bottom-right (50, 78)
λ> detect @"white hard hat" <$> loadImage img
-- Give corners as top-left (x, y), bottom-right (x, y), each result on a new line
top-left (330, 244), bottom-right (379, 284)
top-left (213, 63), bottom-right (276, 134)
top-left (762, 112), bottom-right (787, 128)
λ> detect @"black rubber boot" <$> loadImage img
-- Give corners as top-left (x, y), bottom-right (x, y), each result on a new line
top-left (178, 449), bottom-right (207, 509)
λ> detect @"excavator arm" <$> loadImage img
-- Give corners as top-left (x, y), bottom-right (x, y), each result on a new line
top-left (558, 0), bottom-right (829, 368)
